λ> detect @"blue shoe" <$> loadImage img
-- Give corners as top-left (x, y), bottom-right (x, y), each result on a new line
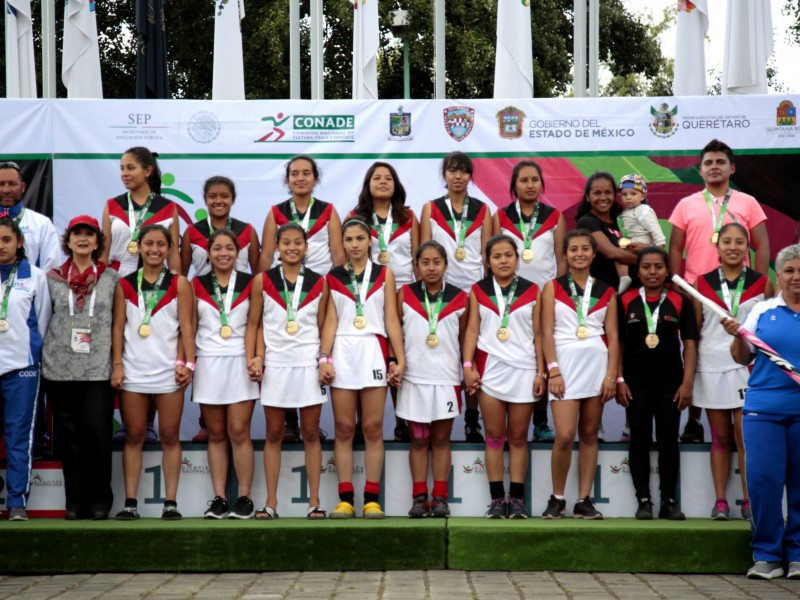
top-left (532, 423), bottom-right (555, 442)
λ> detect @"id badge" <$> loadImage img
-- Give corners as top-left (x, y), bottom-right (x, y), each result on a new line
top-left (71, 328), bottom-right (91, 353)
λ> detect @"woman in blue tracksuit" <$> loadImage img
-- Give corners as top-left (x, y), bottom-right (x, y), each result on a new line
top-left (0, 217), bottom-right (51, 521)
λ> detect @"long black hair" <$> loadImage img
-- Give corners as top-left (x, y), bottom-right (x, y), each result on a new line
top-left (354, 162), bottom-right (410, 225)
top-left (575, 171), bottom-right (621, 221)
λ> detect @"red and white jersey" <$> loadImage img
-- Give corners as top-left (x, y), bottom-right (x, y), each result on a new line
top-left (428, 197), bottom-right (488, 291)
top-left (349, 209), bottom-right (416, 288)
top-left (261, 266), bottom-right (325, 367)
top-left (472, 276), bottom-right (538, 368)
top-left (192, 271), bottom-right (254, 357)
top-left (107, 193), bottom-right (177, 277)
top-left (268, 198), bottom-right (336, 275)
top-left (401, 281), bottom-right (467, 385)
top-left (327, 262), bottom-right (388, 338)
top-left (551, 274), bottom-right (614, 346)
top-left (185, 219), bottom-right (255, 277)
top-left (497, 201), bottom-right (561, 289)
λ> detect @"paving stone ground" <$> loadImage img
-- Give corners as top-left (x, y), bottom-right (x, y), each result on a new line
top-left (1, 571), bottom-right (800, 599)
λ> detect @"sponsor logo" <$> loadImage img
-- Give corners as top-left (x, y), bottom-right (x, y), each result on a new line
top-left (18, 369), bottom-right (38, 378)
top-left (649, 102), bottom-right (678, 138)
top-left (320, 455), bottom-right (363, 474)
top-left (12, 280), bottom-right (30, 292)
top-left (180, 457), bottom-right (210, 474)
top-left (778, 100), bottom-right (797, 126)
top-left (610, 456), bottom-right (658, 475)
top-left (255, 113), bottom-right (356, 143)
top-left (496, 106), bottom-right (525, 140)
top-left (462, 457), bottom-right (486, 474)
top-left (443, 106), bottom-right (475, 142)
top-left (388, 106), bottom-right (412, 141)
top-left (108, 113), bottom-right (169, 142)
top-left (29, 474), bottom-right (62, 487)
top-left (187, 111), bottom-right (221, 144)
top-left (527, 118), bottom-right (633, 139)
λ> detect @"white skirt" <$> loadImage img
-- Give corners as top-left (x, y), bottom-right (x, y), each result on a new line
top-left (122, 367), bottom-right (180, 395)
top-left (261, 363), bottom-right (327, 408)
top-left (477, 351), bottom-right (535, 404)
top-left (396, 380), bottom-right (462, 423)
top-left (692, 368), bottom-right (749, 410)
top-left (331, 335), bottom-right (388, 390)
top-left (193, 355), bottom-right (259, 405)
top-left (549, 339), bottom-right (607, 402)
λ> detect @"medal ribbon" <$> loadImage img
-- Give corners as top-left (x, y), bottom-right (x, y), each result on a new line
top-left (615, 216), bottom-right (630, 239)
top-left (127, 192), bottom-right (155, 243)
top-left (347, 260), bottom-right (373, 319)
top-left (639, 287), bottom-right (667, 336)
top-left (567, 274), bottom-right (594, 329)
top-left (137, 268), bottom-right (167, 326)
top-left (207, 217), bottom-right (232, 234)
top-left (516, 201), bottom-right (541, 251)
top-left (280, 265), bottom-right (305, 324)
top-left (703, 188), bottom-right (734, 235)
top-left (0, 264), bottom-right (19, 322)
top-left (445, 196), bottom-right (470, 251)
top-left (67, 263), bottom-right (98, 329)
top-left (290, 196), bottom-right (315, 232)
top-left (422, 282), bottom-right (445, 335)
top-left (371, 211), bottom-right (394, 254)
top-left (492, 276), bottom-right (518, 331)
top-left (211, 270), bottom-right (237, 329)
top-left (718, 266), bottom-right (746, 317)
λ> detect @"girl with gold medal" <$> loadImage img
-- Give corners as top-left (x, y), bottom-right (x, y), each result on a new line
top-left (191, 228), bottom-right (259, 519)
top-left (320, 217), bottom-right (405, 519)
top-left (247, 223), bottom-right (330, 520)
top-left (540, 230), bottom-right (618, 520)
top-left (111, 225), bottom-right (194, 520)
top-left (462, 235), bottom-right (543, 518)
top-left (396, 241), bottom-right (468, 518)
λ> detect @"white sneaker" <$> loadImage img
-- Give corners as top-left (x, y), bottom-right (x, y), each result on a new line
top-left (747, 561), bottom-right (784, 579)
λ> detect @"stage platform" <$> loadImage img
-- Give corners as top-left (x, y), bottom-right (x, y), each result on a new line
top-left (2, 517), bottom-right (751, 574)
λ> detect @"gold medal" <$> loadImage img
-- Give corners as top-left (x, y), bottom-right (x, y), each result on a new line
top-left (645, 333), bottom-right (660, 348)
top-left (354, 315), bottom-right (367, 329)
top-left (138, 323), bottom-right (151, 338)
top-left (426, 333), bottom-right (439, 348)
top-left (710, 232), bottom-right (719, 245)
top-left (618, 238), bottom-right (631, 249)
top-left (220, 325), bottom-right (233, 339)
top-left (455, 247), bottom-right (467, 261)
top-left (378, 250), bottom-right (390, 265)
top-left (576, 325), bottom-right (590, 339)
top-left (285, 320), bottom-right (299, 335)
top-left (522, 248), bottom-right (534, 262)
top-left (0, 319), bottom-right (9, 333)
top-left (496, 327), bottom-right (510, 342)
top-left (127, 241), bottom-right (139, 255)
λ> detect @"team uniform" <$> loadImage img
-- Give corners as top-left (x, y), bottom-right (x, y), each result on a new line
top-left (327, 262), bottom-right (389, 390)
top-left (267, 198), bottom-right (337, 275)
top-left (350, 210), bottom-right (416, 288)
top-left (118, 270), bottom-right (182, 394)
top-left (472, 276), bottom-right (539, 403)
top-left (185, 219), bottom-right (255, 277)
top-left (0, 204), bottom-right (61, 271)
top-left (549, 275), bottom-right (615, 401)
top-left (106, 193), bottom-right (177, 276)
top-left (693, 268), bottom-right (768, 410)
top-left (192, 271), bottom-right (258, 405)
top-left (497, 201), bottom-right (561, 288)
top-left (260, 266), bottom-right (327, 408)
top-left (0, 259), bottom-right (51, 510)
top-left (397, 282), bottom-right (467, 423)
top-left (428, 196), bottom-right (489, 291)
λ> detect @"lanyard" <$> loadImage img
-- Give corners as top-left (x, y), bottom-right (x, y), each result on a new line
top-left (207, 217), bottom-right (232, 234)
top-left (0, 264), bottom-right (18, 321)
top-left (211, 271), bottom-right (237, 328)
top-left (347, 260), bottom-right (372, 318)
top-left (639, 287), bottom-right (667, 335)
top-left (615, 216), bottom-right (630, 239)
top-left (516, 201), bottom-right (540, 250)
top-left (703, 188), bottom-right (734, 235)
top-left (290, 197), bottom-right (315, 232)
top-left (67, 263), bottom-right (98, 329)
top-left (137, 268), bottom-right (166, 326)
top-left (719, 267), bottom-right (746, 317)
top-left (127, 192), bottom-right (155, 243)
top-left (444, 196), bottom-right (470, 250)
top-left (492, 276), bottom-right (518, 330)
top-left (280, 265), bottom-right (305, 323)
top-left (567, 273), bottom-right (593, 328)
top-left (422, 282), bottom-right (445, 335)
top-left (372, 211), bottom-right (394, 253)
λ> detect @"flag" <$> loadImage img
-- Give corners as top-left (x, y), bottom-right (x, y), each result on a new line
top-left (722, 0), bottom-right (774, 95)
top-left (136, 0), bottom-right (169, 99)
top-left (673, 0), bottom-right (708, 96)
top-left (5, 0), bottom-right (37, 98)
top-left (62, 0), bottom-right (103, 98)
top-left (352, 0), bottom-right (378, 99)
top-left (212, 0), bottom-right (245, 100)
top-left (493, 0), bottom-right (533, 98)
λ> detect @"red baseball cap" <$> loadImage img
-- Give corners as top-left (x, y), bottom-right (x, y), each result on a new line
top-left (66, 215), bottom-right (102, 234)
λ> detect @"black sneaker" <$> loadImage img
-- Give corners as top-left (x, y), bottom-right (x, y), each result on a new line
top-left (229, 496), bottom-right (254, 519)
top-left (353, 422), bottom-right (365, 444)
top-left (430, 496), bottom-right (450, 518)
top-left (204, 496), bottom-right (230, 519)
top-left (635, 498), bottom-right (654, 520)
top-left (573, 496), bottom-right (603, 520)
top-left (464, 421), bottom-right (484, 443)
top-left (408, 495), bottom-right (430, 518)
top-left (680, 419), bottom-right (704, 444)
top-left (161, 501), bottom-right (182, 521)
top-left (283, 421), bottom-right (301, 443)
top-left (541, 495), bottom-right (566, 519)
top-left (485, 497), bottom-right (507, 519)
top-left (659, 499), bottom-right (685, 520)
top-left (115, 506), bottom-right (139, 521)
top-left (507, 497), bottom-right (528, 519)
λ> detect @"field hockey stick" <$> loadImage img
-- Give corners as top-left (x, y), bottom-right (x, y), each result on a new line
top-left (672, 274), bottom-right (800, 386)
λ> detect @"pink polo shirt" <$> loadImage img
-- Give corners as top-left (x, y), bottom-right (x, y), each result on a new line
top-left (669, 189), bottom-right (766, 284)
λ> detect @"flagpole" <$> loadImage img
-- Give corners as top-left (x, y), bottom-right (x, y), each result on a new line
top-left (573, 0), bottom-right (586, 98)
top-left (588, 0), bottom-right (598, 97)
top-left (290, 0), bottom-right (300, 99)
top-left (434, 0), bottom-right (445, 99)
top-left (42, 0), bottom-right (56, 97)
top-left (310, 0), bottom-right (323, 99)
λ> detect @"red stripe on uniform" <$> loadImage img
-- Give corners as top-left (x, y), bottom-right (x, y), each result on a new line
top-left (193, 278), bottom-right (218, 311)
top-left (498, 209), bottom-right (524, 240)
top-left (298, 276), bottom-right (325, 310)
top-left (231, 278), bottom-right (253, 311)
top-left (262, 273), bottom-right (286, 309)
top-left (587, 287), bottom-right (614, 316)
top-left (532, 208), bottom-right (560, 240)
top-left (307, 203), bottom-right (333, 238)
top-left (741, 275), bottom-right (768, 304)
top-left (187, 225), bottom-right (208, 251)
top-left (365, 267), bottom-right (386, 301)
top-left (429, 202), bottom-right (456, 241)
top-left (473, 285), bottom-right (499, 316)
top-left (465, 204), bottom-right (488, 238)
top-left (151, 276), bottom-right (180, 316)
top-left (476, 349), bottom-right (488, 377)
top-left (696, 276), bottom-right (729, 312)
top-left (402, 286), bottom-right (429, 321)
top-left (509, 284), bottom-right (539, 314)
top-left (326, 273), bottom-right (355, 301)
top-left (438, 289), bottom-right (468, 321)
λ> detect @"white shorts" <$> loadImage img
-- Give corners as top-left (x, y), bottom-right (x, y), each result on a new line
top-left (261, 363), bottom-right (327, 408)
top-left (396, 380), bottom-right (462, 423)
top-left (549, 340), bottom-right (607, 401)
top-left (193, 355), bottom-right (259, 405)
top-left (692, 368), bottom-right (749, 410)
top-left (477, 351), bottom-right (535, 404)
top-left (331, 335), bottom-right (388, 390)
top-left (122, 368), bottom-right (180, 395)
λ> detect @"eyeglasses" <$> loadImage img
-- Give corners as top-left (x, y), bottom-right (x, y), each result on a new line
top-left (0, 162), bottom-right (21, 171)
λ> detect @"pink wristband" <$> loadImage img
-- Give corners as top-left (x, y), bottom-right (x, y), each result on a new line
top-left (185, 362), bottom-right (196, 372)
top-left (462, 361), bottom-right (473, 368)
top-left (547, 362), bottom-right (559, 370)
top-left (175, 360), bottom-right (186, 367)
top-left (318, 357), bottom-right (328, 364)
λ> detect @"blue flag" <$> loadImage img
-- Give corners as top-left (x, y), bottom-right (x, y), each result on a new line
top-left (136, 0), bottom-right (169, 98)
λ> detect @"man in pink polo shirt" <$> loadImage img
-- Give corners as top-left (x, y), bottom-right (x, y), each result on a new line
top-left (669, 138), bottom-right (770, 443)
